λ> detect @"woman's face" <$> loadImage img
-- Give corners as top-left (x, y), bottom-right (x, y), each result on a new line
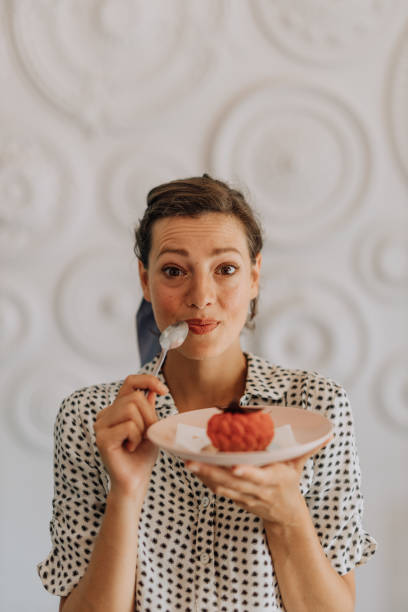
top-left (139, 213), bottom-right (261, 360)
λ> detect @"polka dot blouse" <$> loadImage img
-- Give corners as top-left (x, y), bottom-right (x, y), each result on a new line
top-left (38, 353), bottom-right (377, 611)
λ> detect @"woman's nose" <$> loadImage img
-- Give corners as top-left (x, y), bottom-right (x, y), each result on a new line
top-left (186, 273), bottom-right (215, 309)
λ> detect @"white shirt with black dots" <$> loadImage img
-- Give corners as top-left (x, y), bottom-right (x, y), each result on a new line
top-left (38, 353), bottom-right (377, 611)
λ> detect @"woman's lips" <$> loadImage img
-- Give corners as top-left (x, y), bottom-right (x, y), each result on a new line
top-left (186, 319), bottom-right (219, 335)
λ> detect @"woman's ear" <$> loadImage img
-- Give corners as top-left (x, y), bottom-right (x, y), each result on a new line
top-left (138, 260), bottom-right (151, 302)
top-left (250, 253), bottom-right (262, 299)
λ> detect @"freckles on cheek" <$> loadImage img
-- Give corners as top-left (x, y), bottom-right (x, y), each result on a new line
top-left (151, 287), bottom-right (180, 321)
top-left (222, 285), bottom-right (251, 314)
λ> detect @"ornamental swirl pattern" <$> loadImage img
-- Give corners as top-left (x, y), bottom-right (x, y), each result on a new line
top-left (252, 0), bottom-right (397, 65)
top-left (211, 82), bottom-right (370, 246)
top-left (11, 0), bottom-right (223, 133)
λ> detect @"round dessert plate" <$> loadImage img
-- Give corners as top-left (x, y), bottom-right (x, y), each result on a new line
top-left (146, 406), bottom-right (333, 466)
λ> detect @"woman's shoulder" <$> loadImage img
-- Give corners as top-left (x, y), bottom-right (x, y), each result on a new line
top-left (56, 356), bottom-right (161, 423)
top-left (245, 352), bottom-right (349, 408)
top-left (55, 378), bottom-right (124, 432)
top-left (62, 378), bottom-right (123, 407)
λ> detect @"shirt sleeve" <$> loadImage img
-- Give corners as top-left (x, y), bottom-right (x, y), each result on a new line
top-left (303, 374), bottom-right (377, 575)
top-left (37, 388), bottom-right (109, 596)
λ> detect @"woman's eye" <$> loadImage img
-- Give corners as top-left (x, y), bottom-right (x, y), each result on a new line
top-left (217, 264), bottom-right (238, 276)
top-left (163, 266), bottom-right (184, 278)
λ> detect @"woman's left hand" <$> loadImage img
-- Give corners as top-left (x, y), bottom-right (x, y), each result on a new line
top-left (185, 437), bottom-right (331, 527)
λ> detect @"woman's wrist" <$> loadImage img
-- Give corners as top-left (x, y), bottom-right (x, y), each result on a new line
top-left (263, 490), bottom-right (311, 538)
top-left (108, 479), bottom-right (150, 508)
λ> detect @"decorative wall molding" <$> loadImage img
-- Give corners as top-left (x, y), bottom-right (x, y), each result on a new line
top-left (55, 248), bottom-right (142, 365)
top-left (0, 286), bottom-right (30, 360)
top-left (102, 148), bottom-right (187, 232)
top-left (388, 25), bottom-right (408, 182)
top-left (252, 0), bottom-right (397, 65)
top-left (374, 349), bottom-right (408, 432)
top-left (354, 218), bottom-right (408, 301)
top-left (251, 273), bottom-right (368, 387)
top-left (11, 0), bottom-right (224, 133)
top-left (0, 130), bottom-right (71, 258)
top-left (9, 364), bottom-right (86, 452)
top-left (211, 82), bottom-right (370, 246)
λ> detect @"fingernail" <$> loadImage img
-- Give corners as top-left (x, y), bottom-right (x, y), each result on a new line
top-left (233, 467), bottom-right (244, 476)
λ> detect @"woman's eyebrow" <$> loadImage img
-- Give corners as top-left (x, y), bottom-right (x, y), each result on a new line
top-left (157, 247), bottom-right (242, 258)
top-left (158, 248), bottom-right (188, 257)
top-left (212, 247), bottom-right (242, 256)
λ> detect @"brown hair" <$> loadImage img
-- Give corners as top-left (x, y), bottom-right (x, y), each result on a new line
top-left (134, 174), bottom-right (263, 323)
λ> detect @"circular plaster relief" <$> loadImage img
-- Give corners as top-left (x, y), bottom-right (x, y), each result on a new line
top-left (252, 0), bottom-right (397, 65)
top-left (0, 287), bottom-right (30, 359)
top-left (10, 365), bottom-right (86, 452)
top-left (252, 274), bottom-right (367, 386)
top-left (0, 132), bottom-right (71, 258)
top-left (354, 219), bottom-right (408, 301)
top-left (55, 248), bottom-right (142, 365)
top-left (210, 82), bottom-right (369, 246)
top-left (374, 349), bottom-right (408, 431)
top-left (103, 149), bottom-right (187, 232)
top-left (388, 25), bottom-right (408, 182)
top-left (11, 0), bottom-right (223, 133)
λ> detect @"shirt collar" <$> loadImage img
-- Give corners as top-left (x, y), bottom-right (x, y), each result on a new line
top-left (240, 353), bottom-right (288, 404)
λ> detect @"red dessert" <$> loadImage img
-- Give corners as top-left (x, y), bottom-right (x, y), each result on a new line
top-left (206, 401), bottom-right (274, 452)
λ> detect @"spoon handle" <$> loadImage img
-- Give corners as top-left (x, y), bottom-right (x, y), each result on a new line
top-left (153, 348), bottom-right (167, 377)
top-left (145, 348), bottom-right (167, 395)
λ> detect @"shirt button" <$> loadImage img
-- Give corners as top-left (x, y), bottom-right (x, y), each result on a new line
top-left (201, 553), bottom-right (210, 565)
top-left (202, 496), bottom-right (210, 508)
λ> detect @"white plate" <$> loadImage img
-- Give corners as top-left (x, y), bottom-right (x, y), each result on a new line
top-left (146, 406), bottom-right (333, 466)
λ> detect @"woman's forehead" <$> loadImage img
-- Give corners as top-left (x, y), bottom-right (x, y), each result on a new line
top-left (150, 213), bottom-right (248, 255)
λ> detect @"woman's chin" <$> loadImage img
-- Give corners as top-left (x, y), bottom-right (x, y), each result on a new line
top-left (175, 336), bottom-right (240, 361)
top-left (176, 346), bottom-right (220, 361)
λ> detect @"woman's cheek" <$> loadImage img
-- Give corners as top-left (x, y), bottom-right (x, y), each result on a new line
top-left (150, 286), bottom-right (181, 328)
top-left (221, 283), bottom-right (251, 317)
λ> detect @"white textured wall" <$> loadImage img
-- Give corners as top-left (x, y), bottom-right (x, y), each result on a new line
top-left (1, 2), bottom-right (407, 611)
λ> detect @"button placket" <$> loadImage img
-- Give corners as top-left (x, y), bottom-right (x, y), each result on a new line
top-left (200, 552), bottom-right (210, 565)
top-left (194, 492), bottom-right (216, 610)
top-left (201, 496), bottom-right (210, 508)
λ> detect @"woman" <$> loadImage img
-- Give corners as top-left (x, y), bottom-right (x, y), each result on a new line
top-left (38, 175), bottom-right (376, 611)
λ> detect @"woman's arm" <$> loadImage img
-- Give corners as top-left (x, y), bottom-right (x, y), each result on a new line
top-left (264, 492), bottom-right (355, 612)
top-left (55, 374), bottom-right (168, 611)
top-left (60, 488), bottom-right (144, 612)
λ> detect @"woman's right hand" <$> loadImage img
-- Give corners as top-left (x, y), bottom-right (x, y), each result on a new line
top-left (94, 375), bottom-right (169, 498)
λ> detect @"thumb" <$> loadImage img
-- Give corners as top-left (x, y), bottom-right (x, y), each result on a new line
top-left (292, 434), bottom-right (333, 471)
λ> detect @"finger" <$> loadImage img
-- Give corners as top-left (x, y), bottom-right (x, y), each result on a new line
top-left (216, 485), bottom-right (260, 506)
top-left (145, 389), bottom-right (157, 407)
top-left (95, 420), bottom-right (142, 453)
top-left (95, 395), bottom-right (145, 431)
top-left (134, 390), bottom-right (159, 429)
top-left (186, 462), bottom-right (267, 498)
top-left (291, 434), bottom-right (333, 470)
top-left (117, 374), bottom-right (169, 398)
top-left (186, 462), bottom-right (230, 479)
top-left (229, 462), bottom-right (287, 485)
top-left (230, 436), bottom-right (334, 480)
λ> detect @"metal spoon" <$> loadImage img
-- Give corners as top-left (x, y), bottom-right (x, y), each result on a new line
top-left (150, 320), bottom-right (189, 380)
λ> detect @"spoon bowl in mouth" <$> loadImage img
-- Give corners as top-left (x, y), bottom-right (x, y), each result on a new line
top-left (148, 321), bottom-right (189, 384)
top-left (159, 320), bottom-right (189, 351)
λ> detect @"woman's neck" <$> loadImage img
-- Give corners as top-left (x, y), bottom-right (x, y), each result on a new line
top-left (162, 345), bottom-right (247, 413)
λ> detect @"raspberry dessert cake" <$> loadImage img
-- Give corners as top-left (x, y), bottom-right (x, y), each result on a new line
top-left (206, 400), bottom-right (275, 452)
